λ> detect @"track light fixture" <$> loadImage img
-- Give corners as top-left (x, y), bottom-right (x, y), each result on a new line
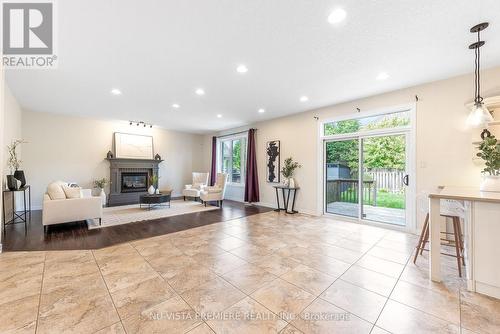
top-left (129, 120), bottom-right (153, 128)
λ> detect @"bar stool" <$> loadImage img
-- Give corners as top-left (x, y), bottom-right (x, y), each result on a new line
top-left (413, 195), bottom-right (465, 277)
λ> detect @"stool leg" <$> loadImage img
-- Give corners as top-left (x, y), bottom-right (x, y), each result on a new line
top-left (420, 216), bottom-right (430, 255)
top-left (452, 217), bottom-right (462, 277)
top-left (456, 218), bottom-right (466, 266)
top-left (414, 213), bottom-right (429, 264)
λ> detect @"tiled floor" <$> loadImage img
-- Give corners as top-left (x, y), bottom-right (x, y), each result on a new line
top-left (1, 211), bottom-right (499, 333)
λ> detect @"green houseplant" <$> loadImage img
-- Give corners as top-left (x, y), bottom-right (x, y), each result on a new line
top-left (476, 132), bottom-right (500, 192)
top-left (281, 157), bottom-right (302, 187)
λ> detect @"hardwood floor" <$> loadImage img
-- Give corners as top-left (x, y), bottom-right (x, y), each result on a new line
top-left (2, 200), bottom-right (272, 251)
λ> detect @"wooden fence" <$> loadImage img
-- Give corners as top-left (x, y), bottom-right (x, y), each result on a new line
top-left (366, 169), bottom-right (404, 193)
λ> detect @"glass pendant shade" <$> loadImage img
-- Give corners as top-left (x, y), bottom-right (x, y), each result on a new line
top-left (467, 102), bottom-right (493, 128)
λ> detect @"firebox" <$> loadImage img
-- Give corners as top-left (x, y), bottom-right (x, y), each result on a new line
top-left (121, 172), bottom-right (149, 193)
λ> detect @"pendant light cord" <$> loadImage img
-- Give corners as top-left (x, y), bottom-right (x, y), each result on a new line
top-left (474, 30), bottom-right (483, 104)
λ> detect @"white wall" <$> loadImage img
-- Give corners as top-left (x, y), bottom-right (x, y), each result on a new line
top-left (3, 85), bottom-right (23, 175)
top-left (0, 65), bottom-right (4, 248)
top-left (22, 111), bottom-right (205, 209)
top-left (203, 66), bottom-right (500, 230)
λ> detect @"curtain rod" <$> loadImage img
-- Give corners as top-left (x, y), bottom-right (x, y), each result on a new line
top-left (216, 128), bottom-right (257, 139)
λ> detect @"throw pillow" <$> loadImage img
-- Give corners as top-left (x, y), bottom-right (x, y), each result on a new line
top-left (63, 185), bottom-right (82, 199)
top-left (47, 181), bottom-right (67, 200)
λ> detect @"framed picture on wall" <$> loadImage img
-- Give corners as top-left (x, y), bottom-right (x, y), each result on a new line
top-left (266, 140), bottom-right (280, 183)
top-left (114, 133), bottom-right (154, 159)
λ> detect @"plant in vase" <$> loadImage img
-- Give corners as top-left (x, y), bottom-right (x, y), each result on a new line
top-left (93, 178), bottom-right (108, 205)
top-left (476, 131), bottom-right (500, 192)
top-left (281, 157), bottom-right (302, 188)
top-left (149, 175), bottom-right (160, 194)
top-left (6, 139), bottom-right (27, 190)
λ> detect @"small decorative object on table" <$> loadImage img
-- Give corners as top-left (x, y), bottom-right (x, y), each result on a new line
top-left (93, 178), bottom-right (109, 206)
top-left (155, 153), bottom-right (162, 160)
top-left (476, 130), bottom-right (500, 192)
top-left (6, 139), bottom-right (27, 189)
top-left (149, 174), bottom-right (160, 194)
top-left (281, 157), bottom-right (302, 188)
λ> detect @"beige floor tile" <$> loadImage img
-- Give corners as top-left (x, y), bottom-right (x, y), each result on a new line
top-left (370, 326), bottom-right (391, 334)
top-left (0, 294), bottom-right (39, 333)
top-left (321, 279), bottom-right (387, 323)
top-left (0, 262), bottom-right (43, 304)
top-left (341, 265), bottom-right (397, 297)
top-left (367, 245), bottom-right (410, 264)
top-left (168, 263), bottom-right (219, 294)
top-left (335, 238), bottom-right (374, 253)
top-left (37, 292), bottom-right (120, 334)
top-left (399, 264), bottom-right (463, 296)
top-left (281, 264), bottom-right (336, 296)
top-left (391, 280), bottom-right (460, 324)
top-left (280, 324), bottom-right (304, 333)
top-left (131, 236), bottom-right (183, 260)
top-left (215, 236), bottom-right (247, 251)
top-left (94, 322), bottom-right (127, 334)
top-left (377, 300), bottom-right (459, 334)
top-left (229, 244), bottom-right (274, 261)
top-left (251, 278), bottom-right (315, 322)
top-left (254, 253), bottom-right (301, 276)
top-left (356, 254), bottom-right (405, 278)
top-left (186, 322), bottom-right (215, 333)
top-left (195, 251), bottom-right (249, 275)
top-left (0, 251), bottom-right (45, 269)
top-left (290, 298), bottom-right (373, 334)
top-left (376, 238), bottom-right (416, 253)
top-left (460, 290), bottom-right (500, 334)
top-left (222, 263), bottom-right (277, 294)
top-left (148, 253), bottom-right (199, 279)
top-left (111, 276), bottom-right (176, 319)
top-left (299, 254), bottom-right (351, 277)
top-left (181, 277), bottom-right (246, 316)
top-left (122, 295), bottom-right (201, 334)
top-left (207, 297), bottom-right (287, 333)
top-left (317, 244), bottom-right (364, 264)
top-left (93, 243), bottom-right (138, 263)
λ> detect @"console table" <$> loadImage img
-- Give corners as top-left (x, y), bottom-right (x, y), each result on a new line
top-left (2, 185), bottom-right (31, 234)
top-left (273, 185), bottom-right (299, 214)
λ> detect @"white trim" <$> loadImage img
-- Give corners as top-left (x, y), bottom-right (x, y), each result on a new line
top-left (317, 103), bottom-right (417, 233)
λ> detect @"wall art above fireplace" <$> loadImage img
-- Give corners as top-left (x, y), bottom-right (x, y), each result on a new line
top-left (114, 132), bottom-right (154, 160)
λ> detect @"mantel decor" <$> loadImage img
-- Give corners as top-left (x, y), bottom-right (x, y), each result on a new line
top-left (114, 133), bottom-right (154, 160)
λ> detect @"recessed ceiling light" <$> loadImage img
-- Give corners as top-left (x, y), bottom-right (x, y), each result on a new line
top-left (195, 88), bottom-right (205, 96)
top-left (300, 96), bottom-right (309, 102)
top-left (236, 64), bottom-right (248, 73)
top-left (111, 88), bottom-right (122, 95)
top-left (258, 108), bottom-right (265, 113)
top-left (376, 72), bottom-right (389, 80)
top-left (172, 103), bottom-right (180, 109)
top-left (217, 114), bottom-right (222, 118)
top-left (328, 8), bottom-right (346, 24)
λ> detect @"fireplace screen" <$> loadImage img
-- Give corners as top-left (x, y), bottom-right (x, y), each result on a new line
top-left (121, 172), bottom-right (149, 193)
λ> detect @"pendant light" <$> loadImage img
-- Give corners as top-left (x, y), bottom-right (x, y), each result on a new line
top-left (466, 22), bottom-right (493, 128)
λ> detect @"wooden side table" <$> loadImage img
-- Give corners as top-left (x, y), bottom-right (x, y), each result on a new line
top-left (2, 185), bottom-right (31, 234)
top-left (273, 185), bottom-right (299, 214)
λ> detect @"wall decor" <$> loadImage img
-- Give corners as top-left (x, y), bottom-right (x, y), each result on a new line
top-left (106, 150), bottom-right (114, 159)
top-left (114, 133), bottom-right (154, 159)
top-left (266, 140), bottom-right (280, 183)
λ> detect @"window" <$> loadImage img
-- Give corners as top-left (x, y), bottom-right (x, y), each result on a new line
top-left (219, 136), bottom-right (247, 184)
top-left (323, 110), bottom-right (410, 136)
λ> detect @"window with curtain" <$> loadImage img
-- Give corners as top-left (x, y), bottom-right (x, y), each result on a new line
top-left (219, 136), bottom-right (247, 184)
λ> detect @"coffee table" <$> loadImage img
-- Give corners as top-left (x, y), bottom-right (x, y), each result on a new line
top-left (139, 192), bottom-right (171, 210)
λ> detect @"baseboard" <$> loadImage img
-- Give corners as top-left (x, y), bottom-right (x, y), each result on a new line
top-left (256, 201), bottom-right (319, 216)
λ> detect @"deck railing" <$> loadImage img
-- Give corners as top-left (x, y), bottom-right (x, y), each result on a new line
top-left (326, 179), bottom-right (376, 205)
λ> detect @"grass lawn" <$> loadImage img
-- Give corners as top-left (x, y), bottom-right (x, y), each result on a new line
top-left (336, 189), bottom-right (405, 209)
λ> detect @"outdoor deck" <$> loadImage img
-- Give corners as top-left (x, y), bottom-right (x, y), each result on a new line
top-left (327, 201), bottom-right (405, 226)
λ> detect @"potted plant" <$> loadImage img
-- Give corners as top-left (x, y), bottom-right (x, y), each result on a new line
top-left (149, 174), bottom-right (160, 194)
top-left (281, 157), bottom-right (302, 188)
top-left (6, 139), bottom-right (27, 190)
top-left (93, 178), bottom-right (108, 206)
top-left (476, 131), bottom-right (500, 192)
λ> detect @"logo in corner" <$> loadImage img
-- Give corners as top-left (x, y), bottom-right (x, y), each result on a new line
top-left (1, 0), bottom-right (57, 69)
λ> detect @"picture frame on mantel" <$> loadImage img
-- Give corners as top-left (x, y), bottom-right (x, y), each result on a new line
top-left (114, 133), bottom-right (154, 159)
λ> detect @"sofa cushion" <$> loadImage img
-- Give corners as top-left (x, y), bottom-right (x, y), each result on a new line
top-left (47, 181), bottom-right (67, 200)
top-left (62, 185), bottom-right (82, 199)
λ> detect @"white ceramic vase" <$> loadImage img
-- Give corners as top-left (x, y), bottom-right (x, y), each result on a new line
top-left (155, 188), bottom-right (160, 194)
top-left (148, 185), bottom-right (155, 195)
top-left (288, 178), bottom-right (295, 188)
top-left (99, 188), bottom-right (107, 206)
top-left (480, 175), bottom-right (500, 192)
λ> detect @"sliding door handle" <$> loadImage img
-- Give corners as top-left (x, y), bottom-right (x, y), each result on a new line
top-left (403, 174), bottom-right (409, 186)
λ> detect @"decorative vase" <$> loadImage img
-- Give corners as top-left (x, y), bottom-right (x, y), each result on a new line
top-left (155, 188), bottom-right (160, 194)
top-left (283, 178), bottom-right (289, 187)
top-left (6, 175), bottom-right (17, 190)
top-left (99, 188), bottom-right (107, 206)
top-left (14, 170), bottom-right (26, 187)
top-left (480, 175), bottom-right (500, 192)
top-left (148, 185), bottom-right (155, 194)
top-left (288, 178), bottom-right (295, 188)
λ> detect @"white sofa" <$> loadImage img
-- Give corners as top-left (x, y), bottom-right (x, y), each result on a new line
top-left (182, 172), bottom-right (209, 201)
top-left (42, 182), bottom-right (102, 231)
top-left (201, 173), bottom-right (228, 208)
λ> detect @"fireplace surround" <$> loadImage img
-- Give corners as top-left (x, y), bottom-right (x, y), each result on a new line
top-left (107, 158), bottom-right (163, 206)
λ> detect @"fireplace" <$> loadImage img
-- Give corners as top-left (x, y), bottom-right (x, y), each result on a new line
top-left (121, 172), bottom-right (149, 193)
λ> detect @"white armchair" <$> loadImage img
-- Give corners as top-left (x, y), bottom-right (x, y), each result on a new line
top-left (182, 172), bottom-right (209, 201)
top-left (42, 182), bottom-right (102, 232)
top-left (200, 173), bottom-right (228, 208)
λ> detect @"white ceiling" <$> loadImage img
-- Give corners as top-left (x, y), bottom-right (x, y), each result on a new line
top-left (6, 0), bottom-right (500, 133)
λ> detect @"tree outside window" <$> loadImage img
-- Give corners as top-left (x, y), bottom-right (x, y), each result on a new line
top-left (220, 137), bottom-right (246, 184)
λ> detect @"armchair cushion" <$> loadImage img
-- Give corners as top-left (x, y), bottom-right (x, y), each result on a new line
top-left (205, 187), bottom-right (222, 194)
